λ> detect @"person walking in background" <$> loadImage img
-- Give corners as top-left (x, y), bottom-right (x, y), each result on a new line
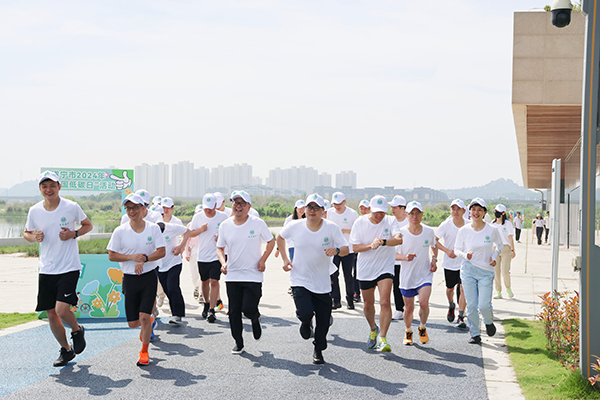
top-left (513, 211), bottom-right (523, 243)
top-left (24, 171), bottom-right (93, 367)
top-left (455, 198), bottom-right (503, 344)
top-left (492, 204), bottom-right (516, 300)
top-left (533, 214), bottom-right (545, 245)
top-left (544, 211), bottom-right (551, 244)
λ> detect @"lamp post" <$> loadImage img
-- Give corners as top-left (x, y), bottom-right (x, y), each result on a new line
top-left (533, 189), bottom-right (545, 212)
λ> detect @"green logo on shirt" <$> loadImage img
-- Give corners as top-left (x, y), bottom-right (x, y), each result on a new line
top-left (425, 239), bottom-right (429, 245)
top-left (250, 230), bottom-right (255, 235)
top-left (324, 237), bottom-right (329, 242)
top-left (385, 228), bottom-right (389, 233)
top-left (61, 217), bottom-right (66, 223)
top-left (343, 218), bottom-right (347, 222)
top-left (248, 229), bottom-right (257, 238)
top-left (146, 236), bottom-right (153, 245)
top-left (165, 236), bottom-right (170, 241)
top-left (486, 236), bottom-right (490, 240)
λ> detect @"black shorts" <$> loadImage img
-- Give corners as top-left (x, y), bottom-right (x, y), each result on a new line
top-left (122, 269), bottom-right (158, 322)
top-left (198, 260), bottom-right (222, 281)
top-left (359, 273), bottom-right (394, 291)
top-left (444, 269), bottom-right (461, 288)
top-left (36, 270), bottom-right (80, 312)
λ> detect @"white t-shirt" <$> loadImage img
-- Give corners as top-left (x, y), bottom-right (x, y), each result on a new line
top-left (455, 223), bottom-right (503, 272)
top-left (120, 208), bottom-right (163, 225)
top-left (280, 219), bottom-right (348, 294)
top-left (222, 207), bottom-right (233, 217)
top-left (327, 207), bottom-right (358, 241)
top-left (492, 220), bottom-right (514, 246)
top-left (283, 214), bottom-right (299, 247)
top-left (107, 221), bottom-right (167, 275)
top-left (159, 222), bottom-right (189, 272)
top-left (350, 214), bottom-right (401, 281)
top-left (217, 216), bottom-right (273, 283)
top-left (396, 225), bottom-right (436, 289)
top-left (434, 218), bottom-right (465, 271)
top-left (533, 218), bottom-right (546, 228)
top-left (190, 210), bottom-right (228, 262)
top-left (513, 216), bottom-right (523, 230)
top-left (163, 215), bottom-right (183, 226)
top-left (391, 216), bottom-right (408, 266)
top-left (25, 198), bottom-right (87, 275)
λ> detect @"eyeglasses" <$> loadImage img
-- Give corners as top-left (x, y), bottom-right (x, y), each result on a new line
top-left (233, 201), bottom-right (248, 207)
top-left (307, 205), bottom-right (323, 212)
top-left (125, 204), bottom-right (143, 212)
top-left (407, 211), bottom-right (422, 217)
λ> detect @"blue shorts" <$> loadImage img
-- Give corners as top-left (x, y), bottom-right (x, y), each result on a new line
top-left (401, 283), bottom-right (432, 298)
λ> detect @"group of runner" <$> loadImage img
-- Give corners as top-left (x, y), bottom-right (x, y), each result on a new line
top-left (26, 171), bottom-right (515, 367)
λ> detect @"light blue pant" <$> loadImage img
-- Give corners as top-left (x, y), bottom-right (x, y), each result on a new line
top-left (460, 261), bottom-right (494, 338)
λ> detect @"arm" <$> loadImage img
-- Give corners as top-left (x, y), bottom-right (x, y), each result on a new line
top-left (173, 230), bottom-right (192, 256)
top-left (509, 234), bottom-right (516, 259)
top-left (430, 242), bottom-right (439, 272)
top-left (24, 229), bottom-right (44, 243)
top-left (276, 234), bottom-right (292, 271)
top-left (189, 223), bottom-right (208, 238)
top-left (435, 236), bottom-right (456, 258)
top-left (257, 239), bottom-right (275, 272)
top-left (217, 247), bottom-right (227, 274)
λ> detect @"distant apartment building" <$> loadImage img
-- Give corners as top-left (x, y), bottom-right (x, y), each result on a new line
top-left (336, 171), bottom-right (357, 189)
top-left (135, 163), bottom-right (169, 196)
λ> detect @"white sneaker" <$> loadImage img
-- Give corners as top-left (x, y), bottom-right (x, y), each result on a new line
top-left (392, 310), bottom-right (404, 320)
top-left (493, 291), bottom-right (502, 299)
top-left (169, 316), bottom-right (182, 325)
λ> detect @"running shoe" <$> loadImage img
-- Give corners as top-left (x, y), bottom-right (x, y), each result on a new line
top-left (299, 321), bottom-right (313, 340)
top-left (71, 325), bottom-right (86, 354)
top-left (376, 336), bottom-right (391, 352)
top-left (207, 309), bottom-right (216, 323)
top-left (468, 335), bottom-right (482, 344)
top-left (53, 347), bottom-right (75, 367)
top-left (418, 327), bottom-right (429, 344)
top-left (231, 344), bottom-right (244, 355)
top-left (137, 351), bottom-right (149, 366)
top-left (456, 315), bottom-right (467, 329)
top-left (198, 294), bottom-right (205, 304)
top-left (157, 294), bottom-right (165, 307)
top-left (353, 294), bottom-right (362, 303)
top-left (151, 316), bottom-right (156, 340)
top-left (332, 301), bottom-right (342, 310)
top-left (392, 310), bottom-right (404, 320)
top-left (347, 302), bottom-right (355, 310)
top-left (486, 323), bottom-right (497, 337)
top-left (193, 287), bottom-right (199, 300)
top-left (447, 302), bottom-right (456, 322)
top-left (313, 349), bottom-right (325, 364)
top-left (202, 303), bottom-right (210, 319)
top-left (367, 326), bottom-right (379, 349)
top-left (507, 288), bottom-right (514, 299)
top-left (493, 291), bottom-right (502, 299)
top-left (216, 300), bottom-right (224, 311)
top-left (169, 316), bottom-right (182, 325)
top-left (403, 330), bottom-right (413, 345)
top-left (251, 316), bottom-right (262, 340)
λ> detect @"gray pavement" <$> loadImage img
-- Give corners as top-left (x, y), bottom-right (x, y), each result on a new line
top-left (0, 228), bottom-right (580, 399)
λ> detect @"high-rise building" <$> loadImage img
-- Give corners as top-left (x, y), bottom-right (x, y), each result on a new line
top-left (336, 171), bottom-right (357, 189)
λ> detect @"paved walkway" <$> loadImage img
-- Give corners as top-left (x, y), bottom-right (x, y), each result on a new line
top-left (0, 228), bottom-right (580, 399)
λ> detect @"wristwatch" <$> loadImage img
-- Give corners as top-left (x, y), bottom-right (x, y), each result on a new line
top-left (382, 239), bottom-right (387, 246)
top-left (144, 255), bottom-right (149, 262)
top-left (335, 247), bottom-right (340, 255)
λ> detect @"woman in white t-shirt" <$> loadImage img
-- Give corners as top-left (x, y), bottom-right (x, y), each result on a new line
top-left (455, 198), bottom-right (503, 344)
top-left (492, 204), bottom-right (516, 300)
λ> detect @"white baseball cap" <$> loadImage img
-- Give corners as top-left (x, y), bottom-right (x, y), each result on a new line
top-left (389, 195), bottom-right (407, 207)
top-left (230, 190), bottom-right (252, 204)
top-left (195, 204), bottom-right (203, 213)
top-left (406, 201), bottom-right (423, 213)
top-left (306, 193), bottom-right (325, 208)
top-left (122, 193), bottom-right (145, 207)
top-left (359, 200), bottom-right (370, 208)
top-left (294, 200), bottom-right (306, 209)
top-left (203, 193), bottom-right (217, 209)
top-left (161, 197), bottom-right (174, 208)
top-left (468, 197), bottom-right (487, 210)
top-left (451, 199), bottom-right (467, 210)
top-left (135, 189), bottom-right (151, 205)
top-left (332, 192), bottom-right (346, 204)
top-left (152, 196), bottom-right (162, 205)
top-left (494, 204), bottom-right (507, 213)
top-left (370, 195), bottom-right (388, 213)
top-left (38, 171), bottom-right (60, 185)
top-left (324, 199), bottom-right (331, 211)
top-left (214, 192), bottom-right (225, 208)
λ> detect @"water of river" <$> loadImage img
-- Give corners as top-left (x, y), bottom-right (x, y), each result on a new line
top-left (0, 217), bottom-right (118, 238)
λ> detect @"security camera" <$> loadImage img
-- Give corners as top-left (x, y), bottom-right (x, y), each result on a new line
top-left (551, 0), bottom-right (573, 28)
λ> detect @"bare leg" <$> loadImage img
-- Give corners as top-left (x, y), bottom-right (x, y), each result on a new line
top-left (361, 287), bottom-right (377, 329)
top-left (377, 279), bottom-right (393, 337)
top-left (403, 296), bottom-right (415, 330)
top-left (209, 279), bottom-right (220, 309)
top-left (418, 286), bottom-right (432, 324)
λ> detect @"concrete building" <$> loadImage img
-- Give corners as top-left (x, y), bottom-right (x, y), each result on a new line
top-left (335, 171), bottom-right (357, 189)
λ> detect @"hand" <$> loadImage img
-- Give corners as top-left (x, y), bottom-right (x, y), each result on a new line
top-left (324, 248), bottom-right (338, 257)
top-left (406, 253), bottom-right (417, 262)
top-left (430, 259), bottom-right (438, 272)
top-left (370, 238), bottom-right (383, 250)
top-left (199, 223), bottom-right (208, 233)
top-left (274, 249), bottom-right (280, 258)
top-left (257, 259), bottom-right (266, 272)
top-left (132, 254), bottom-right (146, 263)
top-left (448, 250), bottom-right (457, 259)
top-left (173, 244), bottom-right (184, 256)
top-left (135, 261), bottom-right (144, 275)
top-left (59, 227), bottom-right (72, 241)
top-left (511, 250), bottom-right (516, 259)
top-left (34, 230), bottom-right (44, 243)
top-left (221, 263), bottom-right (228, 275)
top-left (467, 252), bottom-right (473, 260)
top-left (282, 261), bottom-right (293, 272)
top-left (185, 256), bottom-right (190, 262)
top-left (489, 258), bottom-right (496, 267)
top-left (110, 171), bottom-right (132, 190)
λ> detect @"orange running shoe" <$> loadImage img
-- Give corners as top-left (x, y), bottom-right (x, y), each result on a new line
top-left (137, 351), bottom-right (149, 366)
top-left (418, 327), bottom-right (429, 344)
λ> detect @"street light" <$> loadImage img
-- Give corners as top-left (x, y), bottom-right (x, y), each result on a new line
top-left (533, 189), bottom-right (545, 212)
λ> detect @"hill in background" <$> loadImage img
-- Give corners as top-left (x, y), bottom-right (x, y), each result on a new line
top-left (442, 178), bottom-right (538, 201)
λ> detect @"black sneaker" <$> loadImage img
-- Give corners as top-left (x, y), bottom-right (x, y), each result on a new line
top-left (456, 316), bottom-right (467, 329)
top-left (299, 321), bottom-right (312, 340)
top-left (53, 347), bottom-right (75, 367)
top-left (468, 335), bottom-right (482, 344)
top-left (202, 303), bottom-right (210, 319)
top-left (231, 344), bottom-right (244, 355)
top-left (447, 302), bottom-right (456, 322)
top-left (332, 301), bottom-right (342, 310)
top-left (347, 302), bottom-right (355, 310)
top-left (71, 325), bottom-right (86, 354)
top-left (313, 348), bottom-right (325, 365)
top-left (251, 316), bottom-right (262, 340)
top-left (486, 323), bottom-right (497, 337)
top-left (207, 309), bottom-right (216, 323)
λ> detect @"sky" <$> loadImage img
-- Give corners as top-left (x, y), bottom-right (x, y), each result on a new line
top-left (0, 0), bottom-right (551, 190)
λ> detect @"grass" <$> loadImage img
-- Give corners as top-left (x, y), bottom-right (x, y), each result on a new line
top-left (0, 243), bottom-right (39, 256)
top-left (0, 312), bottom-right (39, 330)
top-left (0, 238), bottom-right (110, 256)
top-left (504, 319), bottom-right (600, 399)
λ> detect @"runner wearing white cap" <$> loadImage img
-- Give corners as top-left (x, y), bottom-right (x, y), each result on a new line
top-left (435, 199), bottom-right (468, 328)
top-left (120, 189), bottom-right (162, 225)
top-left (217, 191), bottom-right (275, 354)
top-left (277, 193), bottom-right (349, 364)
top-left (24, 171), bottom-right (93, 367)
top-left (491, 204), bottom-right (516, 299)
top-left (389, 195), bottom-right (408, 321)
top-left (350, 195), bottom-right (403, 352)
top-left (358, 200), bottom-right (371, 216)
top-left (396, 201), bottom-right (438, 345)
top-left (184, 205), bottom-right (203, 302)
top-left (189, 193), bottom-right (228, 323)
top-left (327, 192), bottom-right (359, 310)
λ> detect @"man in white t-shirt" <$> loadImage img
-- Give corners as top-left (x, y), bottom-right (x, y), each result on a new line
top-left (544, 211), bottom-right (551, 244)
top-left (396, 201), bottom-right (438, 345)
top-left (24, 171), bottom-right (93, 367)
top-left (277, 193), bottom-right (349, 364)
top-left (435, 199), bottom-right (468, 329)
top-left (513, 211), bottom-right (523, 243)
top-left (350, 195), bottom-right (403, 352)
top-left (327, 192), bottom-right (359, 310)
top-left (189, 193), bottom-right (229, 323)
top-left (120, 189), bottom-right (162, 225)
top-left (358, 200), bottom-right (371, 216)
top-left (107, 193), bottom-right (166, 367)
top-left (389, 195), bottom-right (408, 321)
top-left (217, 191), bottom-right (275, 355)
